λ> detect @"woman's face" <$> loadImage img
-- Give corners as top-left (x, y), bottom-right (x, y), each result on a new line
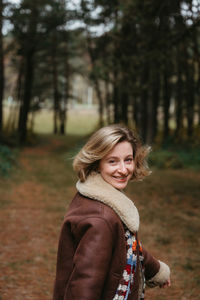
top-left (99, 141), bottom-right (134, 190)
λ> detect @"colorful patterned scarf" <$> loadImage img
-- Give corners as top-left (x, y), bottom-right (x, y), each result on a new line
top-left (113, 228), bottom-right (145, 300)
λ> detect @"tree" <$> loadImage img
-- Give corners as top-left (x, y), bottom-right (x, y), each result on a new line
top-left (2, 0), bottom-right (198, 143)
top-left (11, 0), bottom-right (67, 142)
top-left (0, 0), bottom-right (4, 133)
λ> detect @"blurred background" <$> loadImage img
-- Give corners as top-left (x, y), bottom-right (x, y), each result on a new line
top-left (0, 0), bottom-right (200, 299)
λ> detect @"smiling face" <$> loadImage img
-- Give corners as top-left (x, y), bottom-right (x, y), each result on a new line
top-left (99, 141), bottom-right (134, 190)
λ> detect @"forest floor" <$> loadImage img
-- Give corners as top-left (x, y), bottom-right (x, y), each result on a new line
top-left (0, 134), bottom-right (199, 300)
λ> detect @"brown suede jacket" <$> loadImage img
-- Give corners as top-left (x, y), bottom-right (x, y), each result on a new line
top-left (53, 174), bottom-right (170, 300)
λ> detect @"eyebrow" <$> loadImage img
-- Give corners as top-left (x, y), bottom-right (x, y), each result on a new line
top-left (106, 154), bottom-right (133, 160)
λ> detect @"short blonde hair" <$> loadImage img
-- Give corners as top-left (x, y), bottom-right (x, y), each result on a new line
top-left (73, 124), bottom-right (151, 182)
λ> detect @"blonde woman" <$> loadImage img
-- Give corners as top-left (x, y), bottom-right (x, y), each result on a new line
top-left (53, 124), bottom-right (171, 300)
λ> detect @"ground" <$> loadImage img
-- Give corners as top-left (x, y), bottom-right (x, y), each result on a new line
top-left (0, 135), bottom-right (199, 300)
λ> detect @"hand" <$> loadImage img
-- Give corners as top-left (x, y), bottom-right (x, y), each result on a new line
top-left (159, 279), bottom-right (171, 288)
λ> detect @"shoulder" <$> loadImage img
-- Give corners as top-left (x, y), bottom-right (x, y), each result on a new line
top-left (65, 192), bottom-right (123, 233)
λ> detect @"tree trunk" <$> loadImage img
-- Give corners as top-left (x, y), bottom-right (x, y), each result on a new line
top-left (86, 33), bottom-right (104, 127)
top-left (163, 65), bottom-right (171, 140)
top-left (185, 62), bottom-right (195, 138)
top-left (105, 80), bottom-right (112, 124)
top-left (59, 108), bottom-right (65, 134)
top-left (18, 6), bottom-right (38, 143)
top-left (133, 95), bottom-right (139, 129)
top-left (113, 78), bottom-right (120, 123)
top-left (183, 46), bottom-right (195, 138)
top-left (139, 62), bottom-right (149, 142)
top-left (17, 57), bottom-right (24, 131)
top-left (112, 4), bottom-right (120, 124)
top-left (94, 78), bottom-right (104, 127)
top-left (193, 27), bottom-right (200, 127)
top-left (0, 0), bottom-right (4, 133)
top-left (152, 74), bottom-right (160, 142)
top-left (59, 48), bottom-right (70, 135)
top-left (197, 62), bottom-right (200, 126)
top-left (175, 50), bottom-right (183, 138)
top-left (18, 52), bottom-right (35, 143)
top-left (147, 67), bottom-right (160, 143)
top-left (51, 34), bottom-right (59, 134)
top-left (120, 78), bottom-right (129, 125)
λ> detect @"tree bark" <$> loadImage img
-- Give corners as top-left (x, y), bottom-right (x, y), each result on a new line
top-left (185, 61), bottom-right (195, 138)
top-left (0, 0), bottom-right (4, 133)
top-left (51, 33), bottom-right (60, 134)
top-left (193, 27), bottom-right (200, 126)
top-left (133, 94), bottom-right (139, 129)
top-left (18, 51), bottom-right (35, 143)
top-left (175, 49), bottom-right (183, 138)
top-left (147, 67), bottom-right (160, 143)
top-left (94, 78), bottom-right (104, 126)
top-left (59, 47), bottom-right (70, 135)
top-left (139, 62), bottom-right (149, 142)
top-left (113, 72), bottom-right (120, 123)
top-left (197, 62), bottom-right (200, 126)
top-left (18, 6), bottom-right (38, 143)
top-left (120, 77), bottom-right (129, 125)
top-left (182, 46), bottom-right (195, 138)
top-left (86, 34), bottom-right (104, 127)
top-left (105, 80), bottom-right (112, 124)
top-left (17, 57), bottom-right (24, 131)
top-left (163, 65), bottom-right (171, 140)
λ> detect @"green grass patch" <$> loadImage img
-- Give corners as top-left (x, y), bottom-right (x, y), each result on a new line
top-left (0, 144), bottom-right (17, 177)
top-left (34, 108), bottom-right (98, 135)
top-left (149, 148), bottom-right (200, 169)
top-left (5, 259), bottom-right (34, 271)
top-left (0, 198), bottom-right (11, 209)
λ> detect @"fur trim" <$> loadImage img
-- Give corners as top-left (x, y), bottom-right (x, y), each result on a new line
top-left (76, 173), bottom-right (139, 232)
top-left (147, 261), bottom-right (170, 287)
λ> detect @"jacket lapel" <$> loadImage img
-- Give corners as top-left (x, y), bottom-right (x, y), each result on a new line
top-left (76, 173), bottom-right (139, 233)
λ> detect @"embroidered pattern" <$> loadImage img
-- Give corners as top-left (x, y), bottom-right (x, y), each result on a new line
top-left (113, 228), bottom-right (145, 300)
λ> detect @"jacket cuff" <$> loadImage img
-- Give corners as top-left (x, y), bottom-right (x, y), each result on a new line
top-left (146, 260), bottom-right (170, 288)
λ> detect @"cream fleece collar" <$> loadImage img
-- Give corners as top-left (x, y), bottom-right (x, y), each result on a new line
top-left (76, 173), bottom-right (139, 233)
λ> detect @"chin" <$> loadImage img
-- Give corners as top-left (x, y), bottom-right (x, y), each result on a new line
top-left (112, 181), bottom-right (128, 190)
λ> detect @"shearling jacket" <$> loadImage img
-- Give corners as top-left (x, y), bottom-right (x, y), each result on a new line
top-left (53, 173), bottom-right (170, 300)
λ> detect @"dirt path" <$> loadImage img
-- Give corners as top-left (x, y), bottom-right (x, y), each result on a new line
top-left (0, 137), bottom-right (199, 300)
top-left (0, 138), bottom-right (76, 300)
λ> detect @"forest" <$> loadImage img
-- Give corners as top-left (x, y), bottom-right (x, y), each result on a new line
top-left (0, 0), bottom-right (200, 145)
top-left (0, 1), bottom-right (200, 300)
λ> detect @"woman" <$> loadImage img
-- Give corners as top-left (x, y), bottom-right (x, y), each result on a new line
top-left (53, 125), bottom-right (170, 300)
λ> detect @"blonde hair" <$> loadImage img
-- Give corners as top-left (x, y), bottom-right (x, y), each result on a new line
top-left (73, 124), bottom-right (151, 182)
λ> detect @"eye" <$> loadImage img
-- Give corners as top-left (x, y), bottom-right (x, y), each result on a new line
top-left (108, 159), bottom-right (116, 164)
top-left (125, 158), bottom-right (133, 163)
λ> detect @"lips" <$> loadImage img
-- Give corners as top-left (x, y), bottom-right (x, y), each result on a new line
top-left (113, 175), bottom-right (129, 181)
top-left (113, 175), bottom-right (129, 178)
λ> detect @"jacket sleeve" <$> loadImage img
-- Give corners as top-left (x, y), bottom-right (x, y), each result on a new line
top-left (142, 247), bottom-right (170, 288)
top-left (64, 217), bottom-right (114, 300)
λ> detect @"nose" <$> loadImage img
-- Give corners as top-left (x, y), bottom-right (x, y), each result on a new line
top-left (118, 162), bottom-right (127, 174)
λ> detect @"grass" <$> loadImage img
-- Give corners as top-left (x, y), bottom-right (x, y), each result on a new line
top-left (149, 148), bottom-right (200, 170)
top-left (127, 169), bottom-right (200, 299)
top-left (33, 107), bottom-right (99, 135)
top-left (0, 145), bottom-right (17, 177)
top-left (0, 109), bottom-right (200, 299)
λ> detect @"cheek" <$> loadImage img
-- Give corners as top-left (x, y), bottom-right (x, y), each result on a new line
top-left (102, 166), bottom-right (113, 175)
top-left (99, 163), bottom-right (115, 175)
top-left (129, 163), bottom-right (135, 175)
top-left (99, 162), bottom-right (108, 174)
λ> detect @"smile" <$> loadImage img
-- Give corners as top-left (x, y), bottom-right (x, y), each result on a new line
top-left (113, 176), bottom-right (128, 181)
